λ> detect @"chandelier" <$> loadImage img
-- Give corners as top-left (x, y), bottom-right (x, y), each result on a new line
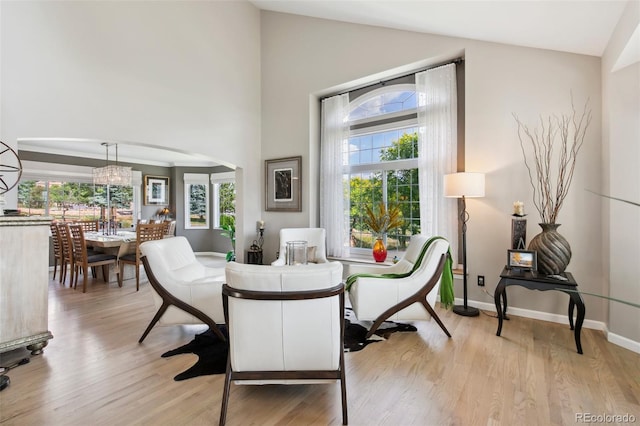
top-left (92, 142), bottom-right (132, 186)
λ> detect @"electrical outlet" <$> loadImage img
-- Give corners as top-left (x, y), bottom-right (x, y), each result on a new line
top-left (477, 275), bottom-right (485, 286)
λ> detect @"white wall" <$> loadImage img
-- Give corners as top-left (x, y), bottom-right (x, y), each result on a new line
top-left (3, 2), bottom-right (633, 340)
top-left (0, 1), bottom-right (262, 257)
top-left (602, 0), bottom-right (640, 346)
top-left (260, 11), bottom-right (605, 322)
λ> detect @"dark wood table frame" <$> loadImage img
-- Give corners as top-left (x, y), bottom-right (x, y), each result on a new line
top-left (494, 267), bottom-right (585, 354)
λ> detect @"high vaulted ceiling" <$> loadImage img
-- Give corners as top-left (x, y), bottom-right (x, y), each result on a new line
top-left (251, 0), bottom-right (629, 57)
top-left (17, 1), bottom-right (632, 166)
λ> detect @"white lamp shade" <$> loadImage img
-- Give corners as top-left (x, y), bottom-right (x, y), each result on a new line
top-left (443, 172), bottom-right (485, 198)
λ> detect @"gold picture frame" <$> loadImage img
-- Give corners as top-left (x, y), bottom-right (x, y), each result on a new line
top-left (144, 175), bottom-right (169, 206)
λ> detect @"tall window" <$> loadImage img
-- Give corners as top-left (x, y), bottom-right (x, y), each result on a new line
top-left (184, 173), bottom-right (210, 229)
top-left (346, 84), bottom-right (419, 254)
top-left (323, 63), bottom-right (459, 260)
top-left (212, 172), bottom-right (236, 229)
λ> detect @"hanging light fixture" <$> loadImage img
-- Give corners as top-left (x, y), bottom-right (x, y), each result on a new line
top-left (92, 142), bottom-right (132, 186)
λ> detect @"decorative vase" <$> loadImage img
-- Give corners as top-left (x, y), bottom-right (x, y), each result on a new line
top-left (372, 237), bottom-right (387, 262)
top-left (527, 223), bottom-right (571, 275)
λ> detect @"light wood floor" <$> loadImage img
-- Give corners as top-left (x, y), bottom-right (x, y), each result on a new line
top-left (1, 267), bottom-right (639, 426)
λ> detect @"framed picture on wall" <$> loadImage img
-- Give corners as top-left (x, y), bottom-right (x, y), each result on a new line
top-left (144, 175), bottom-right (169, 205)
top-left (265, 156), bottom-right (301, 212)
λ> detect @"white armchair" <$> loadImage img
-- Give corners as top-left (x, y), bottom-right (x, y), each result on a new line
top-left (271, 227), bottom-right (328, 265)
top-left (220, 261), bottom-right (347, 425)
top-left (346, 235), bottom-right (452, 339)
top-left (138, 236), bottom-right (226, 343)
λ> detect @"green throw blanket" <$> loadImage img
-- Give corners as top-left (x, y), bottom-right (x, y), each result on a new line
top-left (345, 236), bottom-right (455, 309)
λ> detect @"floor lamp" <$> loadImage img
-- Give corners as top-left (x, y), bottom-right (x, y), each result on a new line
top-left (444, 172), bottom-right (485, 317)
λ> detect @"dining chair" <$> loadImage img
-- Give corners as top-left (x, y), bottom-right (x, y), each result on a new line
top-left (50, 222), bottom-right (64, 282)
top-left (163, 220), bottom-right (176, 237)
top-left (118, 222), bottom-right (167, 291)
top-left (75, 220), bottom-right (99, 232)
top-left (56, 222), bottom-right (74, 286)
top-left (68, 224), bottom-right (118, 293)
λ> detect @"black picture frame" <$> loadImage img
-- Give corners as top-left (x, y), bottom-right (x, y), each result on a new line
top-left (511, 217), bottom-right (527, 249)
top-left (507, 249), bottom-right (537, 271)
top-left (265, 156), bottom-right (301, 212)
top-left (144, 175), bottom-right (169, 206)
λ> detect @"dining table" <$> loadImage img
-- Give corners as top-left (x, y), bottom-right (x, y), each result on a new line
top-left (83, 231), bottom-right (138, 283)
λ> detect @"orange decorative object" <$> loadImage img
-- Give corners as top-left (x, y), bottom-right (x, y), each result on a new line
top-left (372, 238), bottom-right (387, 262)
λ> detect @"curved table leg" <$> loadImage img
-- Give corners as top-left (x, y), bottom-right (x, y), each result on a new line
top-left (568, 297), bottom-right (575, 330)
top-left (568, 291), bottom-right (585, 354)
top-left (502, 288), bottom-right (509, 320)
top-left (494, 279), bottom-right (507, 336)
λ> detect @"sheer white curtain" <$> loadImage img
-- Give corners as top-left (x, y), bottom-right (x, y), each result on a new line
top-left (416, 63), bottom-right (459, 263)
top-left (320, 93), bottom-right (350, 258)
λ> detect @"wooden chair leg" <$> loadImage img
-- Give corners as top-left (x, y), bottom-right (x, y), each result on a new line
top-left (340, 360), bottom-right (348, 425)
top-left (135, 264), bottom-right (140, 291)
top-left (60, 262), bottom-right (66, 285)
top-left (219, 357), bottom-right (232, 426)
top-left (71, 264), bottom-right (76, 287)
top-left (138, 302), bottom-right (170, 343)
top-left (73, 266), bottom-right (79, 290)
top-left (118, 262), bottom-right (124, 287)
top-left (102, 265), bottom-right (110, 283)
top-left (420, 299), bottom-right (451, 337)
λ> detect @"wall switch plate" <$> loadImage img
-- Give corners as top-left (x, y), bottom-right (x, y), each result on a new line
top-left (478, 275), bottom-right (485, 286)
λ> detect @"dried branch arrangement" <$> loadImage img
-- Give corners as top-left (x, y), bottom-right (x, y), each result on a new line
top-left (364, 202), bottom-right (404, 235)
top-left (513, 96), bottom-right (592, 224)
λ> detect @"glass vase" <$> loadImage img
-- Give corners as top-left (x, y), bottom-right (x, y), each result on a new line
top-left (372, 237), bottom-right (387, 263)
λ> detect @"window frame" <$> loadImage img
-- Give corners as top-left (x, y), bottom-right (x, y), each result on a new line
top-left (344, 83), bottom-right (420, 257)
top-left (183, 173), bottom-right (210, 230)
top-left (211, 172), bottom-right (235, 229)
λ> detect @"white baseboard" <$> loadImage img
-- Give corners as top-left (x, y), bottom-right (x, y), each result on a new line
top-left (605, 329), bottom-right (640, 354)
top-left (462, 298), bottom-right (640, 354)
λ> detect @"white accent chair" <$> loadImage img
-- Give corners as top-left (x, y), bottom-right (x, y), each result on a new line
top-left (220, 261), bottom-right (347, 425)
top-left (271, 227), bottom-right (328, 265)
top-left (347, 235), bottom-right (452, 339)
top-left (138, 236), bottom-right (226, 343)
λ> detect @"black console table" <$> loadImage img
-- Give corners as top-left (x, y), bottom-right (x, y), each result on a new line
top-left (494, 267), bottom-right (585, 354)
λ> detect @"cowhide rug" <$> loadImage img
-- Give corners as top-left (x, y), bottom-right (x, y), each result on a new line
top-left (161, 308), bottom-right (416, 381)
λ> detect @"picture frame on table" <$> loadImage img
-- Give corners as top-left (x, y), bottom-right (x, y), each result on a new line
top-left (144, 175), bottom-right (170, 206)
top-left (507, 249), bottom-right (537, 271)
top-left (265, 156), bottom-right (301, 212)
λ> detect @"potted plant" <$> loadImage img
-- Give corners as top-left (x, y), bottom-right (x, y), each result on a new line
top-left (220, 216), bottom-right (236, 262)
top-left (363, 202), bottom-right (404, 262)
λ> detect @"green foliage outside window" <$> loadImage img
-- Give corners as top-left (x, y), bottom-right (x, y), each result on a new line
top-left (18, 180), bottom-right (133, 225)
top-left (349, 132), bottom-right (419, 251)
top-left (189, 184), bottom-right (208, 225)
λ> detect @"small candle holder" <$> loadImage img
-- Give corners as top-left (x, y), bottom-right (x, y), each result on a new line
top-left (257, 220), bottom-right (265, 250)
